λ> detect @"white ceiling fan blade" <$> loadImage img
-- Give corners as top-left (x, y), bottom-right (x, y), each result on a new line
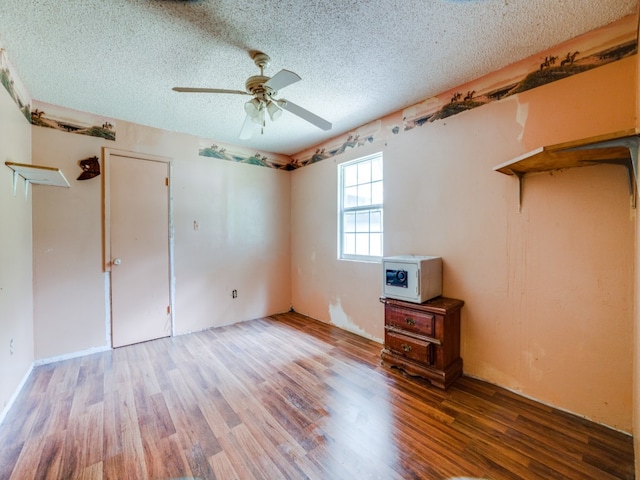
top-left (173, 87), bottom-right (249, 95)
top-left (265, 69), bottom-right (301, 91)
top-left (239, 114), bottom-right (256, 139)
top-left (278, 99), bottom-right (332, 131)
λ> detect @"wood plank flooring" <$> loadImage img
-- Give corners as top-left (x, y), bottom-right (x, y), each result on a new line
top-left (0, 311), bottom-right (634, 479)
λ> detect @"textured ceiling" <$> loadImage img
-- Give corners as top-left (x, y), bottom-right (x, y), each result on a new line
top-left (0, 0), bottom-right (636, 155)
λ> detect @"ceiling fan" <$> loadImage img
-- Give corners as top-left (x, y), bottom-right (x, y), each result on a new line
top-left (173, 51), bottom-right (332, 139)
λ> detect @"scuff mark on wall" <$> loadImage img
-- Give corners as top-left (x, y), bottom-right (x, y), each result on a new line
top-left (329, 297), bottom-right (382, 342)
top-left (523, 344), bottom-right (546, 383)
top-left (516, 99), bottom-right (529, 143)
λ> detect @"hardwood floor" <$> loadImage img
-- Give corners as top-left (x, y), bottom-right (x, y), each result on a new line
top-left (0, 311), bottom-right (634, 479)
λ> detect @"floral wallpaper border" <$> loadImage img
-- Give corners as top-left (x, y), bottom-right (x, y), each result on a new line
top-left (3, 14), bottom-right (637, 170)
top-left (291, 14), bottom-right (637, 168)
top-left (198, 139), bottom-right (292, 170)
top-left (0, 48), bottom-right (31, 122)
top-left (31, 100), bottom-right (116, 141)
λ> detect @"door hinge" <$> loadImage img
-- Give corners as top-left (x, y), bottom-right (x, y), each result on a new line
top-left (165, 177), bottom-right (169, 186)
top-left (167, 305), bottom-right (171, 314)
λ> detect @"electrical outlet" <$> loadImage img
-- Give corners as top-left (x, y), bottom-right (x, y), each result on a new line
top-left (232, 289), bottom-right (237, 298)
top-left (10, 338), bottom-right (14, 355)
top-left (193, 220), bottom-right (199, 231)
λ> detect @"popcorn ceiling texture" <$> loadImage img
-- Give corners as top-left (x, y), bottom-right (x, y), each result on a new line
top-left (0, 0), bottom-right (635, 155)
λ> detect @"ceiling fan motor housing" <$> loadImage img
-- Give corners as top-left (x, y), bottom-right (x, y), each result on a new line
top-left (245, 75), bottom-right (275, 100)
top-left (246, 51), bottom-right (277, 101)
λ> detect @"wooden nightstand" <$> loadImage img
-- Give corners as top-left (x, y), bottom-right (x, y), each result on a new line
top-left (380, 296), bottom-right (464, 389)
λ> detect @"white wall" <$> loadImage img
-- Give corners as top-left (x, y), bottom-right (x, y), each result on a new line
top-left (0, 87), bottom-right (34, 418)
top-left (32, 128), bottom-right (108, 358)
top-left (31, 120), bottom-right (291, 359)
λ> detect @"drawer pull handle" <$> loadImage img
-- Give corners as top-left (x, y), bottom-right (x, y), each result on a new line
top-left (401, 343), bottom-right (412, 352)
top-left (405, 317), bottom-right (416, 326)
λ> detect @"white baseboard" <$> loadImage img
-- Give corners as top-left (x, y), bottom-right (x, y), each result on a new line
top-left (1, 344), bottom-right (111, 426)
top-left (33, 344), bottom-right (111, 367)
top-left (0, 362), bottom-right (34, 426)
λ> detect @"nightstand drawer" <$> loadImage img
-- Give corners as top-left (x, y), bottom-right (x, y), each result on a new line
top-left (385, 304), bottom-right (435, 337)
top-left (385, 331), bottom-right (433, 365)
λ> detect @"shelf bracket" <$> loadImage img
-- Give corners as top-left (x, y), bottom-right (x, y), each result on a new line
top-left (9, 169), bottom-right (31, 199)
top-left (565, 135), bottom-right (639, 209)
top-left (511, 170), bottom-right (524, 212)
top-left (5, 161), bottom-right (70, 200)
top-left (11, 169), bottom-right (18, 196)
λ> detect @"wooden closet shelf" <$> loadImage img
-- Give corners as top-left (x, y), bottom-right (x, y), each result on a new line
top-left (493, 129), bottom-right (639, 209)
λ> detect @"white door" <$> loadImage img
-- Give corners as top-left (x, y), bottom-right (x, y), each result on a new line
top-left (104, 149), bottom-right (172, 348)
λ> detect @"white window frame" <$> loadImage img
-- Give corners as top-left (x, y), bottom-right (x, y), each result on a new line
top-left (338, 152), bottom-right (383, 262)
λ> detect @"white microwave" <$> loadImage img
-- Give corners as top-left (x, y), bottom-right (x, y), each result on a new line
top-left (382, 255), bottom-right (442, 303)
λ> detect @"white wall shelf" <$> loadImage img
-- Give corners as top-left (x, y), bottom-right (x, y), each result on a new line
top-left (5, 161), bottom-right (70, 198)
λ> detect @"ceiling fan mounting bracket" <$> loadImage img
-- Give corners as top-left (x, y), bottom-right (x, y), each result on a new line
top-left (251, 51), bottom-right (271, 72)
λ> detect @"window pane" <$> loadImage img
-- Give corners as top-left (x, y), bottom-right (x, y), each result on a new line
top-left (344, 186), bottom-right (358, 208)
top-left (339, 153), bottom-right (383, 260)
top-left (371, 157), bottom-right (383, 181)
top-left (355, 211), bottom-right (369, 232)
top-left (344, 164), bottom-right (358, 187)
top-left (357, 161), bottom-right (371, 184)
top-left (371, 180), bottom-right (383, 205)
top-left (344, 212), bottom-right (356, 233)
top-left (370, 209), bottom-right (382, 233)
top-left (370, 233), bottom-right (382, 257)
top-left (357, 183), bottom-right (372, 206)
top-left (344, 233), bottom-right (356, 254)
top-left (355, 233), bottom-right (369, 256)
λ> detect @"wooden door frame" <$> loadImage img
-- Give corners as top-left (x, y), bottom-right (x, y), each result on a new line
top-left (102, 147), bottom-right (175, 344)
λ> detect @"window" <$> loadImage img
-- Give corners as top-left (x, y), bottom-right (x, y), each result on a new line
top-left (339, 152), bottom-right (383, 261)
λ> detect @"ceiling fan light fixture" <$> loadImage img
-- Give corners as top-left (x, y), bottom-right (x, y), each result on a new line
top-left (266, 100), bottom-right (282, 121)
top-left (244, 98), bottom-right (261, 118)
top-left (251, 106), bottom-right (265, 125)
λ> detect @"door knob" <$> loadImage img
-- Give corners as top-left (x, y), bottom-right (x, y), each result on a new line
top-left (113, 258), bottom-right (122, 266)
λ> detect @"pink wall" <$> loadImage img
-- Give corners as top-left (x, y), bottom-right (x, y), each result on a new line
top-left (291, 141), bottom-right (385, 340)
top-left (171, 146), bottom-right (291, 333)
top-left (32, 128), bottom-right (109, 358)
top-left (0, 88), bottom-right (34, 417)
top-left (31, 120), bottom-right (291, 359)
top-left (292, 57), bottom-right (636, 432)
top-left (634, 6), bottom-right (639, 475)
top-left (3, 16), bottom-right (636, 439)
